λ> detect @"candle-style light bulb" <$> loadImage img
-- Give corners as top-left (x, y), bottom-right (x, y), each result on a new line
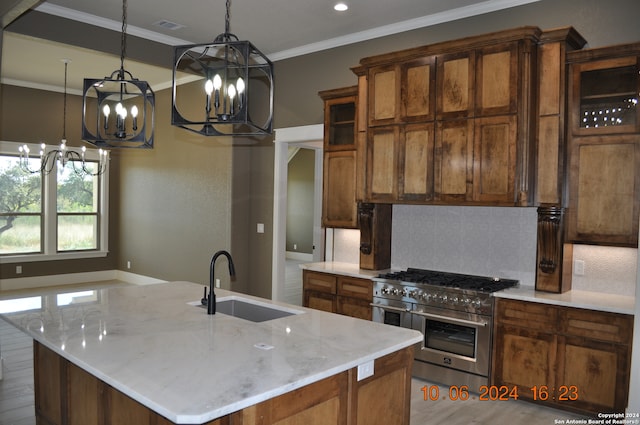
top-left (213, 74), bottom-right (222, 114)
top-left (228, 84), bottom-right (236, 115)
top-left (236, 77), bottom-right (245, 111)
top-left (205, 79), bottom-right (214, 95)
top-left (205, 79), bottom-right (214, 117)
top-left (102, 104), bottom-right (110, 131)
top-left (131, 105), bottom-right (139, 131)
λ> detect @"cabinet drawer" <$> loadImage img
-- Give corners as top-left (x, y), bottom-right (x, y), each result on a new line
top-left (303, 271), bottom-right (337, 294)
top-left (562, 308), bottom-right (633, 344)
top-left (305, 290), bottom-right (336, 313)
top-left (337, 276), bottom-right (373, 300)
top-left (337, 296), bottom-right (372, 320)
top-left (495, 299), bottom-right (558, 331)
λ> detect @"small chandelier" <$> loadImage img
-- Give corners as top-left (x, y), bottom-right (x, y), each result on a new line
top-left (81, 0), bottom-right (155, 148)
top-left (171, 0), bottom-right (274, 137)
top-left (19, 60), bottom-right (109, 176)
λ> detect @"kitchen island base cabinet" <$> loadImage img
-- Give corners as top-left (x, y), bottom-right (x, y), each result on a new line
top-left (34, 341), bottom-right (413, 425)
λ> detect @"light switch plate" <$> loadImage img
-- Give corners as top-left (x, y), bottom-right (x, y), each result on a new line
top-left (257, 223), bottom-right (265, 233)
top-left (574, 259), bottom-right (585, 276)
top-left (357, 360), bottom-right (374, 381)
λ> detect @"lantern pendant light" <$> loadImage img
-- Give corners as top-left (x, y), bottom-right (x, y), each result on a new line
top-left (81, 0), bottom-right (155, 148)
top-left (171, 0), bottom-right (274, 137)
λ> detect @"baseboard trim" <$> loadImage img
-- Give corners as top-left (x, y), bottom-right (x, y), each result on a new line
top-left (0, 270), bottom-right (167, 292)
top-left (285, 251), bottom-right (313, 261)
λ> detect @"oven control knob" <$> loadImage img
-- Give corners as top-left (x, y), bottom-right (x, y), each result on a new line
top-left (451, 296), bottom-right (459, 305)
top-left (381, 287), bottom-right (391, 295)
top-left (392, 288), bottom-right (401, 296)
top-left (422, 293), bottom-right (431, 301)
top-left (472, 299), bottom-right (482, 308)
top-left (462, 297), bottom-right (471, 305)
top-left (409, 290), bottom-right (419, 299)
top-left (439, 295), bottom-right (447, 303)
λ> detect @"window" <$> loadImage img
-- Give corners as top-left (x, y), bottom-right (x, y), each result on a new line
top-left (0, 141), bottom-right (109, 263)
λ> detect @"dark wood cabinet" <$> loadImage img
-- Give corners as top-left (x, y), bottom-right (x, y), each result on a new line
top-left (492, 298), bottom-right (633, 415)
top-left (566, 45), bottom-right (640, 247)
top-left (319, 86), bottom-right (359, 228)
top-left (354, 27), bottom-right (540, 206)
top-left (303, 270), bottom-right (373, 320)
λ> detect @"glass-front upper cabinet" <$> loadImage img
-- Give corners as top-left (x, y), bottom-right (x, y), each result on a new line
top-left (571, 56), bottom-right (640, 135)
top-left (319, 86), bottom-right (358, 151)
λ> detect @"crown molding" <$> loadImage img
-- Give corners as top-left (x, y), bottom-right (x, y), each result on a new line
top-left (36, 0), bottom-right (541, 62)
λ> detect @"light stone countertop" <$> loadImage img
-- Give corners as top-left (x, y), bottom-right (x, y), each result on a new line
top-left (299, 261), bottom-right (389, 279)
top-left (0, 281), bottom-right (422, 424)
top-left (301, 261), bottom-right (636, 315)
top-left (493, 286), bottom-right (635, 315)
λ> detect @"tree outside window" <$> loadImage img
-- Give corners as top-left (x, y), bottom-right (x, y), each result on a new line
top-left (0, 155), bottom-right (42, 254)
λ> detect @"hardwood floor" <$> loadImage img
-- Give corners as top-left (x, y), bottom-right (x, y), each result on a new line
top-left (0, 317), bottom-right (590, 425)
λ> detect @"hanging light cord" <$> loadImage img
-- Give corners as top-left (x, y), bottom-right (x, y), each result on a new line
top-left (119, 0), bottom-right (127, 79)
top-left (62, 60), bottom-right (68, 140)
top-left (224, 0), bottom-right (231, 34)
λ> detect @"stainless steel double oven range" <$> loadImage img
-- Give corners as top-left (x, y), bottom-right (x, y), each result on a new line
top-left (371, 268), bottom-right (518, 392)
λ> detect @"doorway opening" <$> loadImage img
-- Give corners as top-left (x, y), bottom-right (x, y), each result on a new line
top-left (272, 125), bottom-right (324, 303)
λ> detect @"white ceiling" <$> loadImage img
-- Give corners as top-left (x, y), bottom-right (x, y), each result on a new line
top-left (1, 0), bottom-right (541, 93)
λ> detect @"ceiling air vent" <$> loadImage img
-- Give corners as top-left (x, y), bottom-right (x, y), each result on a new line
top-left (153, 20), bottom-right (184, 31)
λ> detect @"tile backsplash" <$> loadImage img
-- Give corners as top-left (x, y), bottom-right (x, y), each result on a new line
top-left (330, 205), bottom-right (637, 297)
top-left (391, 205), bottom-right (538, 284)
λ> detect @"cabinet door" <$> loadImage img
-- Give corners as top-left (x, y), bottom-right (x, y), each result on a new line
top-left (475, 43), bottom-right (518, 116)
top-left (323, 150), bottom-right (357, 228)
top-left (399, 123), bottom-right (435, 202)
top-left (400, 57), bottom-right (436, 122)
top-left (368, 65), bottom-right (398, 126)
top-left (324, 95), bottom-right (357, 151)
top-left (68, 363), bottom-right (101, 425)
top-left (366, 126), bottom-right (399, 201)
top-left (434, 119), bottom-right (473, 202)
top-left (472, 115), bottom-right (517, 204)
top-left (567, 135), bottom-right (640, 246)
top-left (570, 56), bottom-right (640, 136)
top-left (492, 324), bottom-right (556, 401)
top-left (34, 342), bottom-right (65, 425)
top-left (557, 336), bottom-right (631, 413)
top-left (436, 51), bottom-right (475, 120)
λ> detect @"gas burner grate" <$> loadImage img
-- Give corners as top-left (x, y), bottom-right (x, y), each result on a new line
top-left (377, 268), bottom-right (518, 293)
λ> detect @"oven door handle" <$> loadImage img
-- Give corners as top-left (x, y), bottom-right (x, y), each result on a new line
top-left (369, 303), bottom-right (409, 313)
top-left (411, 310), bottom-right (488, 327)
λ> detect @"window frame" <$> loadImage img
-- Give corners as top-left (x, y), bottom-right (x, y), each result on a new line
top-left (0, 140), bottom-right (109, 264)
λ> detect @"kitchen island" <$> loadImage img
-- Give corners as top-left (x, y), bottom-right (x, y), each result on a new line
top-left (0, 281), bottom-right (421, 425)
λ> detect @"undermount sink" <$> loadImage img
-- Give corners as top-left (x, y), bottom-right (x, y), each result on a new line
top-left (192, 296), bottom-right (303, 322)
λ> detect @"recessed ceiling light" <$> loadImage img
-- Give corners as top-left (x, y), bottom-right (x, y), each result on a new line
top-left (334, 2), bottom-right (348, 12)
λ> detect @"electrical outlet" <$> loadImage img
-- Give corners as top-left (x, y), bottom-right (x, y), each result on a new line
top-left (357, 360), bottom-right (374, 381)
top-left (574, 260), bottom-right (585, 276)
top-left (257, 223), bottom-right (265, 233)
top-left (16, 265), bottom-right (22, 274)
top-left (293, 243), bottom-right (297, 250)
top-left (127, 261), bottom-right (131, 269)
top-left (216, 278), bottom-right (221, 288)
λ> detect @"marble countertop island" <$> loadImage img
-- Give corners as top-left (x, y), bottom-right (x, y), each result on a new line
top-left (0, 281), bottom-right (422, 424)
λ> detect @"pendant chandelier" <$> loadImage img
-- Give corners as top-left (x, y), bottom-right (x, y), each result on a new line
top-left (18, 60), bottom-right (109, 176)
top-left (81, 0), bottom-right (155, 148)
top-left (171, 0), bottom-right (274, 137)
